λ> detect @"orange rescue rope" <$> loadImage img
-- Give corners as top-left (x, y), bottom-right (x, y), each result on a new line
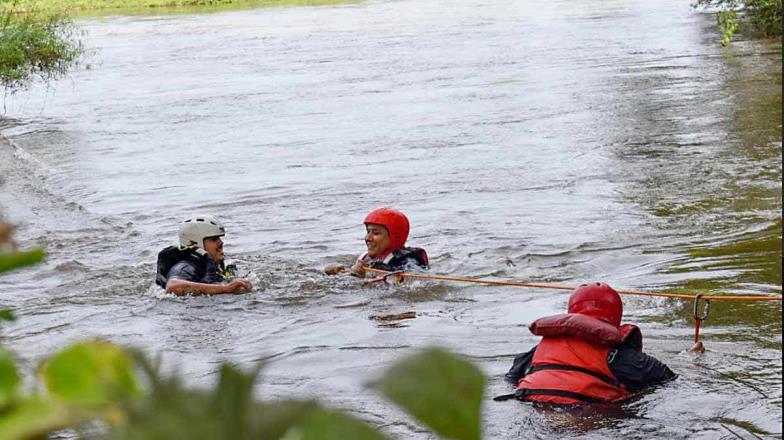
top-left (361, 267), bottom-right (783, 302)
top-left (353, 267), bottom-right (781, 350)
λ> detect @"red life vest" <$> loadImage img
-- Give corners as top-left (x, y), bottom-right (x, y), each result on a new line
top-left (515, 313), bottom-right (642, 404)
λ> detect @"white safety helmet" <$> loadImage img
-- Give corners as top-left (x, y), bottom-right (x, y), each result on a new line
top-left (178, 215), bottom-right (225, 250)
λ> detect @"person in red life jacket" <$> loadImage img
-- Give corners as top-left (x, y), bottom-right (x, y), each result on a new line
top-left (324, 207), bottom-right (429, 278)
top-left (500, 282), bottom-right (676, 404)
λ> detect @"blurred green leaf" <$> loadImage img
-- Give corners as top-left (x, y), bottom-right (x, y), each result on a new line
top-left (0, 347), bottom-right (20, 408)
top-left (0, 248), bottom-right (45, 274)
top-left (249, 400), bottom-right (321, 440)
top-left (0, 309), bottom-right (15, 322)
top-left (369, 347), bottom-right (485, 440)
top-left (212, 363), bottom-right (260, 439)
top-left (111, 357), bottom-right (263, 440)
top-left (39, 340), bottom-right (141, 406)
top-left (109, 387), bottom-right (219, 440)
top-left (0, 397), bottom-right (70, 440)
top-left (282, 407), bottom-right (390, 440)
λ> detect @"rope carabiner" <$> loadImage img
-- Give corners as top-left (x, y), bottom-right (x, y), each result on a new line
top-left (693, 293), bottom-right (711, 343)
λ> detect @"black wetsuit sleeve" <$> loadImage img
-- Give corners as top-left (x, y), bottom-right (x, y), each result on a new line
top-left (608, 345), bottom-right (677, 392)
top-left (167, 261), bottom-right (199, 283)
top-left (505, 346), bottom-right (537, 383)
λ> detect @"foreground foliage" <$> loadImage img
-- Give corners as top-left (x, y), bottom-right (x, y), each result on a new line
top-left (0, 340), bottom-right (485, 439)
top-left (0, 216), bottom-right (486, 439)
top-left (0, 220), bottom-right (44, 274)
top-left (694, 0), bottom-right (782, 45)
top-left (0, 2), bottom-right (83, 90)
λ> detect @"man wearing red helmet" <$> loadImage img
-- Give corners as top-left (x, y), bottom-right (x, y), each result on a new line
top-left (500, 283), bottom-right (675, 404)
top-left (324, 208), bottom-right (429, 277)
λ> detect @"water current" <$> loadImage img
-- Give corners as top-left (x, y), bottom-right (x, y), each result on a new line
top-left (0, 0), bottom-right (781, 438)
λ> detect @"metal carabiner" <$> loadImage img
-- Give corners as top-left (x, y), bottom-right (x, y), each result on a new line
top-left (691, 293), bottom-right (712, 349)
top-left (693, 293), bottom-right (711, 321)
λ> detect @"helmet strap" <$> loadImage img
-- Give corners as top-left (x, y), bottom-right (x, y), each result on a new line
top-left (178, 244), bottom-right (206, 255)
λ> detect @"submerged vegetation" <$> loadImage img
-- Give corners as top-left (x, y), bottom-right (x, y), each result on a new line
top-left (694, 0), bottom-right (782, 45)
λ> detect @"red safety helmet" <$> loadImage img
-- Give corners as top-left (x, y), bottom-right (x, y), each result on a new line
top-left (364, 208), bottom-right (410, 252)
top-left (567, 282), bottom-right (623, 327)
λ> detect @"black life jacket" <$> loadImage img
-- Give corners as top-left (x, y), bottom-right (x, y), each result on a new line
top-left (368, 247), bottom-right (429, 272)
top-left (155, 246), bottom-right (209, 288)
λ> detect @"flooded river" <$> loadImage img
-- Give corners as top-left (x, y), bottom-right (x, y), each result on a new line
top-left (0, 0), bottom-right (781, 438)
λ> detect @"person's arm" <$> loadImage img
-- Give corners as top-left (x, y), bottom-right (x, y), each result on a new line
top-left (165, 278), bottom-right (252, 296)
top-left (164, 260), bottom-right (252, 296)
top-left (324, 263), bottom-right (364, 277)
top-left (324, 264), bottom-right (346, 275)
top-left (348, 258), bottom-right (367, 277)
top-left (609, 345), bottom-right (677, 392)
top-left (324, 257), bottom-right (367, 278)
top-left (505, 345), bottom-right (537, 383)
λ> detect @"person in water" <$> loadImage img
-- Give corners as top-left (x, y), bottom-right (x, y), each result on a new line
top-left (324, 207), bottom-right (429, 277)
top-left (155, 215), bottom-right (253, 296)
top-left (500, 282), bottom-right (675, 404)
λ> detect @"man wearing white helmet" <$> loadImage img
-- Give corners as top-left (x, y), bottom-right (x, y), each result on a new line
top-left (155, 215), bottom-right (252, 296)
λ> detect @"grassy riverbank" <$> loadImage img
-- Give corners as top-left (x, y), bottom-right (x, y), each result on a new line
top-left (1, 0), bottom-right (351, 13)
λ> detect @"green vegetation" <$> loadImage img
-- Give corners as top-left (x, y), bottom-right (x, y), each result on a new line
top-left (0, 2), bottom-right (83, 90)
top-left (0, 221), bottom-right (44, 273)
top-left (694, 0), bottom-right (782, 45)
top-left (0, 341), bottom-right (486, 439)
top-left (369, 348), bottom-right (485, 440)
top-left (0, 216), bottom-right (486, 440)
top-left (0, 0), bottom-right (352, 14)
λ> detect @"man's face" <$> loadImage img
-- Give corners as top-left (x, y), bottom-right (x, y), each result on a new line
top-left (203, 236), bottom-right (224, 263)
top-left (364, 223), bottom-right (390, 258)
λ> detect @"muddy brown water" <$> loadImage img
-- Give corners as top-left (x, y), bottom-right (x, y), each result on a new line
top-left (0, 0), bottom-right (781, 438)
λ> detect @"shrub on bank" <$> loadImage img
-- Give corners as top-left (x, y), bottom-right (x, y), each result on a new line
top-left (695, 0), bottom-right (782, 45)
top-left (0, 5), bottom-right (83, 90)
